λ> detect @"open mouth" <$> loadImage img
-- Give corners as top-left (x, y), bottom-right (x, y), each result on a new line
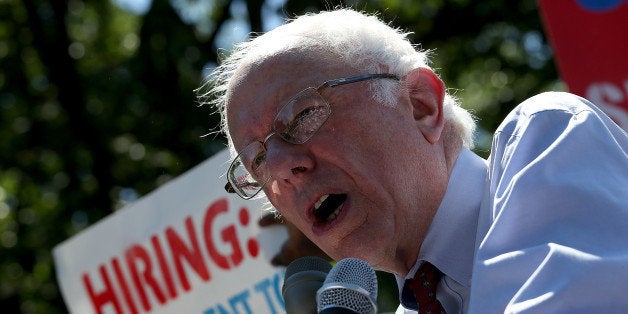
top-left (312, 194), bottom-right (347, 222)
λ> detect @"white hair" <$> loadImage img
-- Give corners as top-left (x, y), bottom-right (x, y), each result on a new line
top-left (198, 9), bottom-right (476, 152)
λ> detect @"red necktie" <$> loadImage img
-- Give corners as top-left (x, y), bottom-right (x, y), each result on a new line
top-left (404, 261), bottom-right (446, 314)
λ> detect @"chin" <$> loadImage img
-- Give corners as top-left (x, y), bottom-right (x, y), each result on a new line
top-left (331, 246), bottom-right (383, 267)
top-left (323, 225), bottom-right (391, 266)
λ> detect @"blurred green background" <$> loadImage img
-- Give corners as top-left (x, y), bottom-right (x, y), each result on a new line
top-left (0, 0), bottom-right (563, 312)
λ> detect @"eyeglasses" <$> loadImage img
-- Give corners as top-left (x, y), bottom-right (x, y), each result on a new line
top-left (225, 73), bottom-right (400, 199)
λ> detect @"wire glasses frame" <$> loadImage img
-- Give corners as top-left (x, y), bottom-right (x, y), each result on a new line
top-left (225, 73), bottom-right (400, 199)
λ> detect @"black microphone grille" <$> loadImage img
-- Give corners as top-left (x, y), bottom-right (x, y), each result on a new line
top-left (284, 256), bottom-right (333, 279)
top-left (317, 258), bottom-right (378, 314)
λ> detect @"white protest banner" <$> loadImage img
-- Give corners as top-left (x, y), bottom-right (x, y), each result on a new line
top-left (53, 149), bottom-right (289, 314)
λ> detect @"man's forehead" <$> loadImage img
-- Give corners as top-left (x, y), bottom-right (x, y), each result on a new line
top-left (226, 54), bottom-right (311, 113)
top-left (224, 52), bottom-right (321, 146)
top-left (232, 49), bottom-right (331, 83)
top-left (224, 46), bottom-right (355, 136)
top-left (225, 49), bottom-right (348, 109)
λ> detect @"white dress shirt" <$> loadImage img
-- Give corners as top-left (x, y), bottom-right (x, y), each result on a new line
top-left (395, 147), bottom-right (487, 314)
top-left (396, 92), bottom-right (628, 313)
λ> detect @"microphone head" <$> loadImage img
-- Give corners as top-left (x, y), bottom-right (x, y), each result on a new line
top-left (283, 256), bottom-right (333, 314)
top-left (284, 256), bottom-right (333, 282)
top-left (316, 258), bottom-right (378, 314)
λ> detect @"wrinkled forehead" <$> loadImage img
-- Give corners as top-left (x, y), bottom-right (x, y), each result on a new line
top-left (225, 46), bottom-right (339, 104)
top-left (224, 48), bottom-right (350, 151)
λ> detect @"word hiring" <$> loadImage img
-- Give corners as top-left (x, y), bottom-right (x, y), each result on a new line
top-left (82, 198), bottom-right (261, 314)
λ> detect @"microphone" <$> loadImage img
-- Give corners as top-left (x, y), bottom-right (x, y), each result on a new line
top-left (282, 256), bottom-right (333, 314)
top-left (316, 258), bottom-right (378, 314)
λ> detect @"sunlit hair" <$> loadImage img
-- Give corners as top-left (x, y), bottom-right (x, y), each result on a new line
top-left (198, 8), bottom-right (476, 155)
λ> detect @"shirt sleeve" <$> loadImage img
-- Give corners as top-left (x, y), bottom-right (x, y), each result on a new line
top-left (469, 92), bottom-right (628, 313)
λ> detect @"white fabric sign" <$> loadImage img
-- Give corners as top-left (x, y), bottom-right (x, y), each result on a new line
top-left (53, 150), bottom-right (288, 314)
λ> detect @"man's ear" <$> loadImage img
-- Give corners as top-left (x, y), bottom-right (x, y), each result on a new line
top-left (404, 67), bottom-right (445, 144)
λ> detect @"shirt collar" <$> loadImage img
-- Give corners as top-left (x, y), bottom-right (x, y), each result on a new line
top-left (396, 148), bottom-right (487, 290)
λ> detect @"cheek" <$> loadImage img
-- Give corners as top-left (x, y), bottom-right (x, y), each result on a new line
top-left (265, 187), bottom-right (300, 224)
top-left (333, 116), bottom-right (418, 169)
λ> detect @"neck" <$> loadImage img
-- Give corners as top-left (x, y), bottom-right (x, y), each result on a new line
top-left (443, 124), bottom-right (464, 177)
top-left (397, 123), bottom-right (463, 276)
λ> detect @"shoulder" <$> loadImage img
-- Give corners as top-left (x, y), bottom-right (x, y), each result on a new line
top-left (486, 91), bottom-right (627, 190)
top-left (513, 91), bottom-right (593, 114)
top-left (495, 92), bottom-right (607, 137)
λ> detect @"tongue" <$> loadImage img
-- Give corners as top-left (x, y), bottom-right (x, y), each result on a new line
top-left (314, 194), bottom-right (347, 221)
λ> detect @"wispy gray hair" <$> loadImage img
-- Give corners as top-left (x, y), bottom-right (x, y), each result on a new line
top-left (198, 9), bottom-right (476, 154)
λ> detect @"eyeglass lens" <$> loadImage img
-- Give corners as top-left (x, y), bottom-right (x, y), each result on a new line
top-left (230, 89), bottom-right (331, 198)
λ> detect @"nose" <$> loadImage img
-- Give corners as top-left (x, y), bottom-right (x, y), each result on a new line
top-left (264, 136), bottom-right (315, 185)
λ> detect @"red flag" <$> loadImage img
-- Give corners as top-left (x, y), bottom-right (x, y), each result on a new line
top-left (539, 0), bottom-right (628, 129)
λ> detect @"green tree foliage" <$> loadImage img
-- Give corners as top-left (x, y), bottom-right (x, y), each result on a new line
top-left (0, 0), bottom-right (560, 312)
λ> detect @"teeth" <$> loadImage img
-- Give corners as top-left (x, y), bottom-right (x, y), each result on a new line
top-left (326, 206), bottom-right (341, 221)
top-left (313, 194), bottom-right (345, 222)
top-left (314, 194), bottom-right (329, 210)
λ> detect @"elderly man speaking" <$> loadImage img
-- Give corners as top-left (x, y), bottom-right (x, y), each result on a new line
top-left (198, 8), bottom-right (628, 314)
